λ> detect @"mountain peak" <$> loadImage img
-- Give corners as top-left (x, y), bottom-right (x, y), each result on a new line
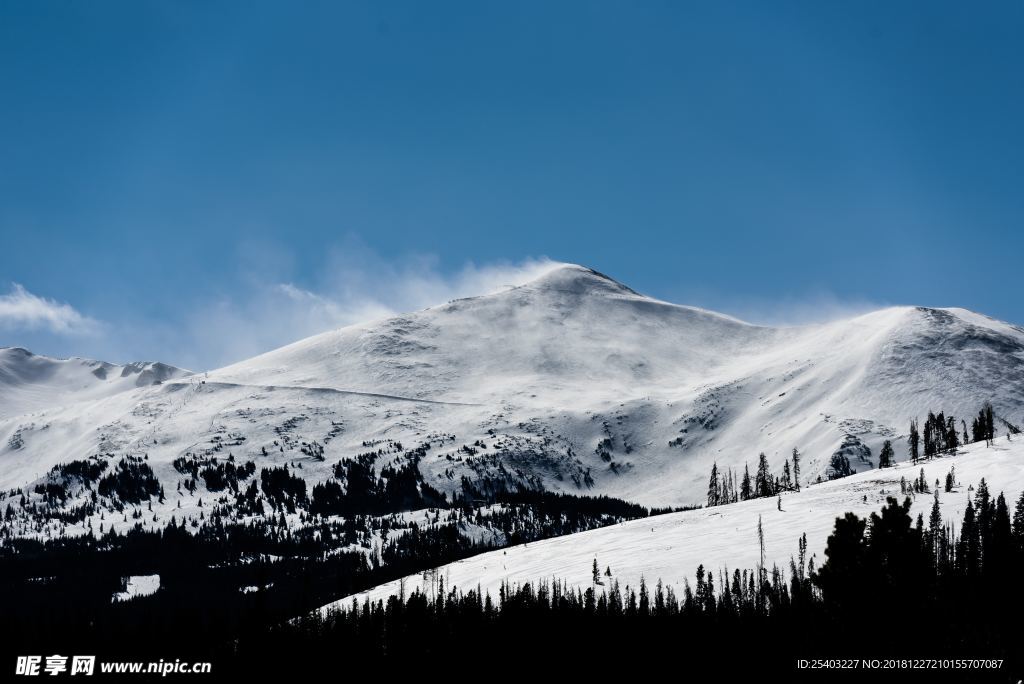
top-left (518, 263), bottom-right (641, 298)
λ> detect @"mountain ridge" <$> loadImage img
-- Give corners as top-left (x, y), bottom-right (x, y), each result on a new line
top-left (0, 346), bottom-right (190, 420)
top-left (1, 263), bottom-right (1022, 516)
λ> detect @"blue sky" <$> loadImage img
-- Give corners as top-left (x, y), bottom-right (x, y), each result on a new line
top-left (2, 1), bottom-right (1022, 369)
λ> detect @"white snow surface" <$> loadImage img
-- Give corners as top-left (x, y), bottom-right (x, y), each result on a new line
top-left (321, 436), bottom-right (1024, 612)
top-left (2, 264), bottom-right (1024, 519)
top-left (0, 347), bottom-right (189, 420)
top-left (112, 574), bottom-right (161, 602)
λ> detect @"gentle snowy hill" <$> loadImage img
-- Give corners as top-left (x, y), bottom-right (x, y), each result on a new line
top-left (321, 436), bottom-right (1024, 612)
top-left (208, 265), bottom-right (771, 404)
top-left (0, 347), bottom-right (189, 420)
top-left (1, 264), bottom-right (1023, 530)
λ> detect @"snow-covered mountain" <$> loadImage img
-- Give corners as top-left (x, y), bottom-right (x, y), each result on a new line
top-left (0, 347), bottom-right (189, 420)
top-left (2, 264), bottom-right (1023, 527)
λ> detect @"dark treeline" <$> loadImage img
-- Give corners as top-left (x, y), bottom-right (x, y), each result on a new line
top-left (96, 457), bottom-right (161, 505)
top-left (910, 402), bottom-right (998, 463)
top-left (310, 448), bottom-right (448, 516)
top-left (0, 486), bottom-right (662, 669)
top-left (708, 403), bottom-right (1004, 509)
top-left (0, 516), bottom-right (482, 662)
top-left (488, 488), bottom-right (690, 517)
top-left (1, 431), bottom-right (677, 674)
top-left (707, 448), bottom-right (801, 507)
top-left (255, 487), bottom-right (1024, 679)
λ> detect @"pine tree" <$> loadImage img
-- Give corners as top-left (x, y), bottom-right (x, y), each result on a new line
top-left (908, 419), bottom-right (920, 463)
top-left (815, 511), bottom-right (868, 612)
top-left (976, 478), bottom-right (994, 567)
top-left (781, 460), bottom-right (793, 491)
top-left (707, 462), bottom-right (720, 507)
top-left (991, 493), bottom-right (1012, 578)
top-left (828, 452), bottom-right (852, 480)
top-left (791, 448), bottom-right (801, 491)
top-left (934, 411), bottom-right (947, 454)
top-left (757, 515), bottom-right (766, 591)
top-left (638, 576), bottom-right (650, 616)
top-left (923, 412), bottom-right (936, 458)
top-left (878, 440), bottom-right (894, 468)
top-left (946, 416), bottom-right (959, 453)
top-left (755, 453), bottom-right (772, 498)
top-left (928, 489), bottom-right (942, 563)
top-left (974, 403), bottom-right (996, 445)
top-left (958, 499), bottom-right (980, 576)
top-left (740, 464), bottom-right (752, 501)
top-left (694, 564), bottom-right (706, 610)
top-left (1012, 490), bottom-right (1024, 546)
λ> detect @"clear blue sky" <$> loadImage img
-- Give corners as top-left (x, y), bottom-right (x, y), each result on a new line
top-left (2, 1), bottom-right (1022, 369)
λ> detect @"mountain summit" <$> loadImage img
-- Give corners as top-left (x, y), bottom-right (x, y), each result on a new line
top-left (208, 263), bottom-right (765, 405)
top-left (514, 263), bottom-right (643, 298)
top-left (2, 265), bottom-right (1022, 508)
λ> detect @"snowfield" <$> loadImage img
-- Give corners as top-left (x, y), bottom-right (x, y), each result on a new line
top-left (0, 348), bottom-right (188, 421)
top-left (321, 436), bottom-right (1024, 612)
top-left (1, 263), bottom-right (1023, 536)
top-left (112, 574), bottom-right (161, 602)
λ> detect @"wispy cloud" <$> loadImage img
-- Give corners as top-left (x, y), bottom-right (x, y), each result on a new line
top-left (177, 253), bottom-right (561, 369)
top-left (0, 283), bottom-right (99, 335)
top-left (708, 291), bottom-right (891, 328)
top-left (1, 256), bottom-right (894, 371)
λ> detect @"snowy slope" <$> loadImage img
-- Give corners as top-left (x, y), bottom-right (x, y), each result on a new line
top-left (197, 264), bottom-right (1024, 506)
top-left (321, 436), bottom-right (1024, 612)
top-left (207, 265), bottom-right (772, 404)
top-left (1, 264), bottom-right (1023, 523)
top-left (0, 347), bottom-right (189, 420)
